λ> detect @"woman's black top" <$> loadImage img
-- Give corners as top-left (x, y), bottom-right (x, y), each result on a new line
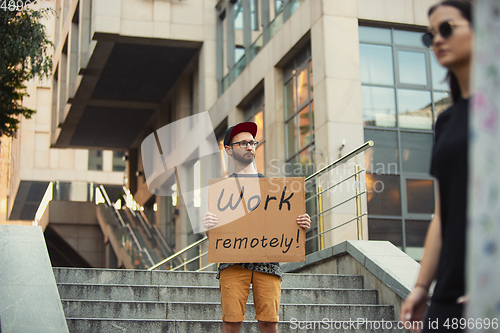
top-left (429, 97), bottom-right (469, 302)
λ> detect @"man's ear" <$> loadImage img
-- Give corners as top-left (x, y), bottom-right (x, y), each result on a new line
top-left (224, 145), bottom-right (232, 156)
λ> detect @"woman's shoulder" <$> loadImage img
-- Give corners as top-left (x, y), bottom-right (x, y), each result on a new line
top-left (435, 98), bottom-right (469, 130)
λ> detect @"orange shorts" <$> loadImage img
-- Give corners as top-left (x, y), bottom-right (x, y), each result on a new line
top-left (218, 265), bottom-right (281, 322)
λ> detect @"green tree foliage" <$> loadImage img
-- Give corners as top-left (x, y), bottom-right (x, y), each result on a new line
top-left (0, 5), bottom-right (53, 137)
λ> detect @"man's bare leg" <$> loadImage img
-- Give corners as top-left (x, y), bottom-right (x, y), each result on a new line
top-left (222, 321), bottom-right (243, 333)
top-left (257, 321), bottom-right (278, 333)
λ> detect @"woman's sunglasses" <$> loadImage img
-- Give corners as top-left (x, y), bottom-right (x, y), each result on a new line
top-left (422, 20), bottom-right (469, 47)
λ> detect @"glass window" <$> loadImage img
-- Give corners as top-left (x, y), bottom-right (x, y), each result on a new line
top-left (362, 86), bottom-right (396, 127)
top-left (245, 92), bottom-right (265, 174)
top-left (400, 132), bottom-right (433, 173)
top-left (297, 67), bottom-right (309, 106)
top-left (234, 1), bottom-right (243, 29)
top-left (406, 179), bottom-right (435, 214)
top-left (364, 129), bottom-right (399, 174)
top-left (112, 151), bottom-right (126, 172)
top-left (251, 0), bottom-right (258, 31)
top-left (393, 30), bottom-right (424, 47)
top-left (397, 89), bottom-right (432, 130)
top-left (88, 150), bottom-right (103, 171)
top-left (285, 78), bottom-right (296, 119)
top-left (431, 53), bottom-right (449, 90)
top-left (275, 0), bottom-right (283, 15)
top-left (285, 148), bottom-right (314, 177)
top-left (360, 26), bottom-right (441, 256)
top-left (368, 218), bottom-right (402, 247)
top-left (366, 174), bottom-right (402, 216)
top-left (359, 26), bottom-right (391, 44)
top-left (298, 105), bottom-right (311, 149)
top-left (398, 51), bottom-right (427, 86)
top-left (360, 44), bottom-right (394, 85)
top-left (405, 219), bottom-right (430, 247)
top-left (284, 45), bottom-right (314, 172)
top-left (235, 46), bottom-right (245, 64)
top-left (286, 117), bottom-right (297, 159)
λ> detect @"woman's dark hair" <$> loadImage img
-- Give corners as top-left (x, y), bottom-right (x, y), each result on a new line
top-left (428, 0), bottom-right (473, 103)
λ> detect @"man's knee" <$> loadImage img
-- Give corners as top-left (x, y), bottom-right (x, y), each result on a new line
top-left (257, 320), bottom-right (278, 333)
top-left (222, 321), bottom-right (243, 333)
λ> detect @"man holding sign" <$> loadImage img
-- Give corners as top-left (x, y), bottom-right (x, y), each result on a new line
top-left (202, 122), bottom-right (311, 333)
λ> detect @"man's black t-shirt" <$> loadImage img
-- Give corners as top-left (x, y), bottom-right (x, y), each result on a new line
top-left (429, 98), bottom-right (469, 302)
top-left (216, 173), bottom-right (283, 279)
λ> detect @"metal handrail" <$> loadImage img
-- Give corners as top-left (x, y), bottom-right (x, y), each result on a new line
top-left (149, 236), bottom-right (208, 270)
top-left (149, 141), bottom-right (374, 271)
top-left (305, 213), bottom-right (368, 242)
top-left (304, 141), bottom-right (373, 182)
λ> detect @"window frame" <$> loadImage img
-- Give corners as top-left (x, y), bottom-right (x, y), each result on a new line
top-left (284, 46), bottom-right (314, 170)
top-left (360, 25), bottom-right (447, 255)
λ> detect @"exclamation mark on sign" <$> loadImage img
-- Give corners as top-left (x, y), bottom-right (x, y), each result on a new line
top-left (296, 229), bottom-right (300, 248)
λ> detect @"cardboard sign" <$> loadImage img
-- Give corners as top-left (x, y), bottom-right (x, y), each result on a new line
top-left (206, 177), bottom-right (306, 263)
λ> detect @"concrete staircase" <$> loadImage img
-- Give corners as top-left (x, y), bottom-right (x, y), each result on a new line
top-left (54, 267), bottom-right (405, 332)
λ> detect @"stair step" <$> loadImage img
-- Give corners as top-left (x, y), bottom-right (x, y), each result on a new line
top-left (62, 300), bottom-right (394, 321)
top-left (53, 268), bottom-right (364, 289)
top-left (58, 283), bottom-right (378, 304)
top-left (66, 318), bottom-right (406, 333)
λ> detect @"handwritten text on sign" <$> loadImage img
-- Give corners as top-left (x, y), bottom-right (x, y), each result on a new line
top-left (207, 177), bottom-right (306, 263)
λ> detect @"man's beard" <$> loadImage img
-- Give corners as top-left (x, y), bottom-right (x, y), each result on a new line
top-left (232, 150), bottom-right (255, 165)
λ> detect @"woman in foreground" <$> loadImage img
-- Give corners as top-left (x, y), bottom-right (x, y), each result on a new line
top-left (400, 0), bottom-right (473, 332)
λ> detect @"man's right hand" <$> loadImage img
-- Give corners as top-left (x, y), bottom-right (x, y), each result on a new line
top-left (202, 212), bottom-right (218, 229)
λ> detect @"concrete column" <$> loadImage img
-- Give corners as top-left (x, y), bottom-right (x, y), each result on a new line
top-left (309, 0), bottom-right (368, 244)
top-left (263, 68), bottom-right (286, 177)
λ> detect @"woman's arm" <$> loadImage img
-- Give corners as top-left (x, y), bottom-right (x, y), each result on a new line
top-left (400, 185), bottom-right (442, 331)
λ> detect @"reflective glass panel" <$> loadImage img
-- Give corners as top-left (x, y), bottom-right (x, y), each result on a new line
top-left (285, 78), bottom-right (296, 119)
top-left (368, 218), bottom-right (402, 247)
top-left (364, 129), bottom-right (399, 174)
top-left (405, 219), bottom-right (431, 247)
top-left (406, 179), bottom-right (435, 214)
top-left (359, 26), bottom-right (392, 44)
top-left (393, 30), bottom-right (424, 47)
top-left (298, 105), bottom-right (311, 149)
top-left (286, 117), bottom-right (297, 158)
top-left (251, 110), bottom-right (264, 143)
top-left (362, 86), bottom-right (396, 127)
top-left (88, 150), bottom-right (103, 171)
top-left (285, 149), bottom-right (314, 177)
top-left (309, 60), bottom-right (313, 99)
top-left (360, 44), bottom-right (394, 85)
top-left (431, 52), bottom-right (449, 90)
top-left (234, 1), bottom-right (243, 29)
top-left (235, 47), bottom-right (245, 64)
top-left (400, 132), bottom-right (433, 173)
top-left (397, 89), bottom-right (432, 129)
top-left (112, 151), bottom-right (126, 172)
top-left (398, 51), bottom-right (427, 86)
top-left (297, 67), bottom-right (309, 106)
top-left (366, 173), bottom-right (402, 215)
top-left (433, 91), bottom-right (452, 120)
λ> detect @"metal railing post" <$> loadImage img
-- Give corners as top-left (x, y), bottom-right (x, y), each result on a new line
top-left (354, 156), bottom-right (363, 240)
top-left (199, 245), bottom-right (202, 270)
top-left (183, 258), bottom-right (187, 271)
top-left (317, 176), bottom-right (324, 251)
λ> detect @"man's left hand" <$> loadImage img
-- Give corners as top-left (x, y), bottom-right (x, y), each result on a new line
top-left (296, 214), bottom-right (311, 230)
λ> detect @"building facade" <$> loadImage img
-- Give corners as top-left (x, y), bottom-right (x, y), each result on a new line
top-left (4, 0), bottom-right (445, 266)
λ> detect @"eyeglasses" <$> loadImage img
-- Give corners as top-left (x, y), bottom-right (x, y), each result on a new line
top-left (422, 20), bottom-right (469, 47)
top-left (229, 140), bottom-right (259, 149)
